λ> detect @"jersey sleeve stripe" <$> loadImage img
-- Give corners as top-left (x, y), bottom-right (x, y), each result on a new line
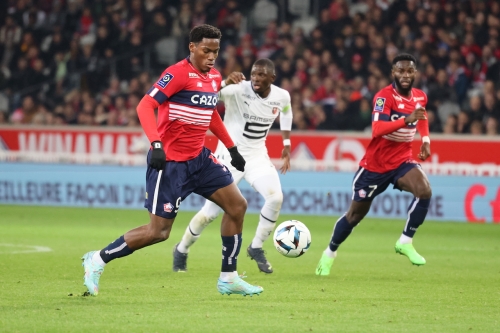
top-left (147, 87), bottom-right (168, 104)
top-left (372, 113), bottom-right (389, 121)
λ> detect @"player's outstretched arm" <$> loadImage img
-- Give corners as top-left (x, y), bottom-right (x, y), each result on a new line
top-left (221, 72), bottom-right (245, 89)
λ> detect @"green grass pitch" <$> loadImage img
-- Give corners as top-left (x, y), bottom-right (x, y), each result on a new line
top-left (0, 205), bottom-right (499, 333)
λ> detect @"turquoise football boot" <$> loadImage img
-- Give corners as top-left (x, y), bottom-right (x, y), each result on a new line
top-left (217, 274), bottom-right (263, 296)
top-left (81, 251), bottom-right (104, 296)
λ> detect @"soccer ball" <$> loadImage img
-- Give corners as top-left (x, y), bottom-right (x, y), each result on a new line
top-left (273, 220), bottom-right (311, 258)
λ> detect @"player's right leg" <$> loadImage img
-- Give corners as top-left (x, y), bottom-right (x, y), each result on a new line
top-left (316, 167), bottom-right (387, 276)
top-left (82, 214), bottom-right (175, 295)
top-left (173, 200), bottom-right (222, 272)
top-left (82, 154), bottom-right (179, 295)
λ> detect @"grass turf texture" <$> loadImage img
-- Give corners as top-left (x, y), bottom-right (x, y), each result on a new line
top-left (0, 205), bottom-right (499, 333)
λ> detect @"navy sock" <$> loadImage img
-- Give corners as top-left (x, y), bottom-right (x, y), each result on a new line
top-left (403, 198), bottom-right (430, 238)
top-left (99, 235), bottom-right (134, 263)
top-left (221, 234), bottom-right (242, 272)
top-left (329, 215), bottom-right (354, 252)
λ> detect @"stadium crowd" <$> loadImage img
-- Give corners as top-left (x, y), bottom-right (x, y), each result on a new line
top-left (0, 0), bottom-right (500, 135)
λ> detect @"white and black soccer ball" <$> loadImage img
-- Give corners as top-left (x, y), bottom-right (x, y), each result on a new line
top-left (273, 220), bottom-right (311, 258)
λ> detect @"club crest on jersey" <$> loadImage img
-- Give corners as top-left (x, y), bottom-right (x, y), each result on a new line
top-left (157, 73), bottom-right (174, 88)
top-left (374, 97), bottom-right (385, 112)
top-left (211, 80), bottom-right (217, 91)
top-left (359, 189), bottom-right (367, 198)
top-left (164, 203), bottom-right (174, 213)
top-left (272, 107), bottom-right (278, 114)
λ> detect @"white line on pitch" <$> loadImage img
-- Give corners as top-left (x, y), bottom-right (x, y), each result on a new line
top-left (0, 243), bottom-right (52, 254)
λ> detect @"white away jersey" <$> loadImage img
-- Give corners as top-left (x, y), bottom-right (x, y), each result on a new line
top-left (217, 81), bottom-right (292, 154)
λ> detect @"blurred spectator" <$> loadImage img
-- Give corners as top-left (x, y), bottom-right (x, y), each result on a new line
top-left (470, 120), bottom-right (484, 135)
top-left (486, 117), bottom-right (499, 135)
top-left (217, 0), bottom-right (241, 47)
top-left (0, 16), bottom-right (22, 68)
top-left (0, 0), bottom-right (498, 137)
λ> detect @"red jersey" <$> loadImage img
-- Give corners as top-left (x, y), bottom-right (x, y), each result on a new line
top-left (146, 58), bottom-right (222, 161)
top-left (359, 83), bottom-right (428, 173)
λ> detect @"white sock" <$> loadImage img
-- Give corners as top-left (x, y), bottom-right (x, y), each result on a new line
top-left (178, 210), bottom-right (214, 253)
top-left (219, 271), bottom-right (237, 281)
top-left (92, 251), bottom-right (106, 266)
top-left (399, 234), bottom-right (413, 244)
top-left (251, 219), bottom-right (275, 248)
top-left (324, 248), bottom-right (337, 259)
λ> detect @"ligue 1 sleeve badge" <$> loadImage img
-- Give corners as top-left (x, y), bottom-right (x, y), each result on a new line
top-left (157, 73), bottom-right (174, 88)
top-left (374, 97), bottom-right (386, 112)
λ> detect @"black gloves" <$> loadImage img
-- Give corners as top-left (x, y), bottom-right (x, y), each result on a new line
top-left (149, 141), bottom-right (166, 171)
top-left (228, 146), bottom-right (245, 172)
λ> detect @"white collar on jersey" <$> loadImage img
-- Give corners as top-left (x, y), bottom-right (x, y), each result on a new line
top-left (186, 56), bottom-right (208, 79)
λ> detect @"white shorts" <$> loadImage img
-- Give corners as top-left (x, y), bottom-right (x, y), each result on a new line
top-left (214, 145), bottom-right (278, 186)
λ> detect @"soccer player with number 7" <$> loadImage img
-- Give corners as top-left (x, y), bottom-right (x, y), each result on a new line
top-left (316, 53), bottom-right (433, 276)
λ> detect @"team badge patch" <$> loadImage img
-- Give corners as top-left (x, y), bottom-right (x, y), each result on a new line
top-left (211, 80), bottom-right (217, 91)
top-left (157, 73), bottom-right (174, 88)
top-left (359, 189), bottom-right (367, 198)
top-left (374, 97), bottom-right (385, 112)
top-left (164, 203), bottom-right (174, 213)
top-left (272, 107), bottom-right (278, 114)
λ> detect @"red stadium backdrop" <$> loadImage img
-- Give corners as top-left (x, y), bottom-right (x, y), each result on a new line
top-left (1, 126), bottom-right (500, 176)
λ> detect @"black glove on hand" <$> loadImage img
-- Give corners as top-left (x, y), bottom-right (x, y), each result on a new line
top-left (228, 146), bottom-right (245, 172)
top-left (149, 141), bottom-right (166, 171)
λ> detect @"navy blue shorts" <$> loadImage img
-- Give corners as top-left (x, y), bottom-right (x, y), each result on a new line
top-left (352, 162), bottom-right (420, 202)
top-left (144, 147), bottom-right (233, 218)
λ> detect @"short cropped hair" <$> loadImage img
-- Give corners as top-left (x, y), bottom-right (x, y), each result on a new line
top-left (253, 58), bottom-right (275, 73)
top-left (392, 53), bottom-right (417, 66)
top-left (189, 24), bottom-right (222, 43)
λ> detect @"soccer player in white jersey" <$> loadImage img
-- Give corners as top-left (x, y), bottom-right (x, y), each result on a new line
top-left (173, 58), bottom-right (293, 273)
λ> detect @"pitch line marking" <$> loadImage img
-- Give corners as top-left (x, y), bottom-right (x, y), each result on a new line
top-left (0, 243), bottom-right (52, 254)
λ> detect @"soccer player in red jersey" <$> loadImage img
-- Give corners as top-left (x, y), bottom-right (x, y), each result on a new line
top-left (316, 53), bottom-right (432, 275)
top-left (81, 25), bottom-right (263, 296)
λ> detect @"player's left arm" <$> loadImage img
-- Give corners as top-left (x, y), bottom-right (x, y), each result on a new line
top-left (416, 95), bottom-right (431, 161)
top-left (279, 95), bottom-right (293, 174)
top-left (209, 110), bottom-right (245, 172)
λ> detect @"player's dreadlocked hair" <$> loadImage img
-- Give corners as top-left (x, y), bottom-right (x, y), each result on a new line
top-left (189, 24), bottom-right (222, 43)
top-left (254, 58), bottom-right (275, 74)
top-left (392, 53), bottom-right (417, 66)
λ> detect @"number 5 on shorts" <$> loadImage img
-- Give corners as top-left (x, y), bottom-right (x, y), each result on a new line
top-left (368, 185), bottom-right (378, 197)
